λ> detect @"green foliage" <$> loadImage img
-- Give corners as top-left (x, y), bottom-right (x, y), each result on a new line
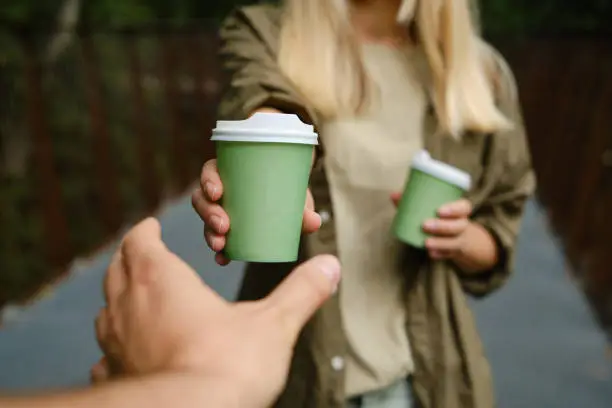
top-left (480, 0), bottom-right (612, 36)
top-left (0, 29), bottom-right (221, 306)
top-left (0, 0), bottom-right (63, 27)
top-left (0, 0), bottom-right (259, 29)
top-left (2, 0), bottom-right (611, 36)
top-left (0, 0), bottom-right (610, 308)
top-left (81, 0), bottom-right (156, 26)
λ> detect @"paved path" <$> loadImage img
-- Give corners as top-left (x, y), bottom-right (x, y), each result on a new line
top-left (0, 198), bottom-right (611, 407)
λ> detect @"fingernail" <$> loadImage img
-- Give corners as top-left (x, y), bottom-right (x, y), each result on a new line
top-left (316, 256), bottom-right (341, 293)
top-left (210, 235), bottom-right (223, 252)
top-left (438, 206), bottom-right (451, 216)
top-left (424, 220), bottom-right (437, 230)
top-left (210, 215), bottom-right (224, 231)
top-left (205, 182), bottom-right (217, 200)
top-left (314, 212), bottom-right (322, 228)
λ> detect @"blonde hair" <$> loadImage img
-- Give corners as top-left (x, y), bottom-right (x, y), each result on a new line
top-left (277, 0), bottom-right (512, 136)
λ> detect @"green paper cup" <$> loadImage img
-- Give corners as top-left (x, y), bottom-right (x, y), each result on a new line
top-left (393, 150), bottom-right (472, 248)
top-left (211, 113), bottom-right (318, 263)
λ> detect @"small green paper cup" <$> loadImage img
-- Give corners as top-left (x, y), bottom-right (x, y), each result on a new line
top-left (393, 150), bottom-right (472, 248)
top-left (211, 113), bottom-right (318, 263)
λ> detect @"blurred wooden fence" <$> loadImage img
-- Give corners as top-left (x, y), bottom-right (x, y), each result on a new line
top-left (1, 28), bottom-right (611, 336)
top-left (0, 28), bottom-right (221, 307)
top-left (500, 36), bottom-right (612, 337)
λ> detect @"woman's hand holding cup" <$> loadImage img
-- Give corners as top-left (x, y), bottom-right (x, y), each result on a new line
top-left (391, 152), bottom-right (495, 271)
top-left (391, 193), bottom-right (473, 260)
top-left (192, 159), bottom-right (321, 266)
top-left (420, 199), bottom-right (473, 260)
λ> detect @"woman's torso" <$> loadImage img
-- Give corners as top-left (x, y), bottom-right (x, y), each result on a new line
top-left (228, 5), bottom-right (533, 408)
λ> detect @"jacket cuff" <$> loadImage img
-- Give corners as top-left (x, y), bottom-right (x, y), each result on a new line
top-left (456, 214), bottom-right (515, 298)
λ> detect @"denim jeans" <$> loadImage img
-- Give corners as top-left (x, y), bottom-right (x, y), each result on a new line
top-left (346, 379), bottom-right (413, 408)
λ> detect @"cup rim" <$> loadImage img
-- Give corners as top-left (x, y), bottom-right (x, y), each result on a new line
top-left (411, 150), bottom-right (472, 190)
top-left (212, 112), bottom-right (318, 145)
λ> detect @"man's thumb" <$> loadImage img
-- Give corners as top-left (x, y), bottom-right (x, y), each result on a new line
top-left (263, 255), bottom-right (341, 341)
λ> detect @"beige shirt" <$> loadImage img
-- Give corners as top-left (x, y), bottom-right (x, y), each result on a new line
top-left (321, 43), bottom-right (427, 397)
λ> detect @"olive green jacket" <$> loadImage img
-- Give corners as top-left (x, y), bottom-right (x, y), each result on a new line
top-left (217, 5), bottom-right (535, 408)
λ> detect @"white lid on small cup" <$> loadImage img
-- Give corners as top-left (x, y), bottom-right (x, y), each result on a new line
top-left (411, 150), bottom-right (472, 191)
top-left (211, 112), bottom-right (319, 145)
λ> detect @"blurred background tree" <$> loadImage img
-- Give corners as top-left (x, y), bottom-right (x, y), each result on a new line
top-left (0, 0), bottom-right (610, 311)
top-left (0, 0), bottom-right (256, 30)
top-left (1, 0), bottom-right (611, 34)
top-left (0, 0), bottom-right (257, 307)
top-left (481, 0), bottom-right (612, 37)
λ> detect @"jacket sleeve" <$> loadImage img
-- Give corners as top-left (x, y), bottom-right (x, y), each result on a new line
top-left (217, 6), bottom-right (317, 125)
top-left (458, 51), bottom-right (536, 297)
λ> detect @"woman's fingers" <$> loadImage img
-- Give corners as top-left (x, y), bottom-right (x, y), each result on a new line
top-left (193, 160), bottom-right (230, 264)
top-left (205, 227), bottom-right (226, 253)
top-left (427, 249), bottom-right (454, 260)
top-left (422, 218), bottom-right (469, 237)
top-left (302, 209), bottom-right (322, 234)
top-left (425, 236), bottom-right (463, 257)
top-left (192, 159), bottom-right (229, 234)
top-left (390, 192), bottom-right (402, 208)
top-left (200, 160), bottom-right (224, 202)
top-left (438, 199), bottom-right (472, 218)
top-left (203, 220), bottom-right (230, 266)
top-left (420, 199), bottom-right (472, 260)
top-left (305, 188), bottom-right (315, 211)
top-left (192, 187), bottom-right (230, 235)
top-left (215, 252), bottom-right (231, 266)
top-left (302, 189), bottom-right (321, 233)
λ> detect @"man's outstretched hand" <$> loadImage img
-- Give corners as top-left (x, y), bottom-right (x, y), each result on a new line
top-left (93, 218), bottom-right (340, 408)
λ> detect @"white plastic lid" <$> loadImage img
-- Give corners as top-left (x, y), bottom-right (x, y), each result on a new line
top-left (211, 112), bottom-right (318, 145)
top-left (411, 150), bottom-right (472, 190)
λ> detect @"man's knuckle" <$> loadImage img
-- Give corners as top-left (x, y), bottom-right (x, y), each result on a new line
top-left (103, 272), bottom-right (112, 296)
top-left (132, 253), bottom-right (156, 280)
top-left (122, 231), bottom-right (140, 257)
top-left (95, 315), bottom-right (106, 338)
